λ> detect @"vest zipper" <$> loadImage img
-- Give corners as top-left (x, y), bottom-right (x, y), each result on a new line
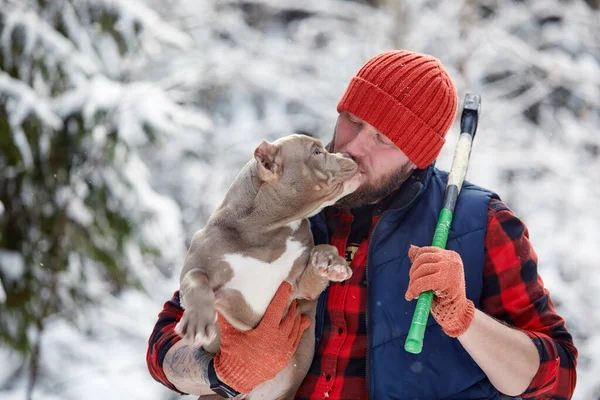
top-left (314, 287), bottom-right (328, 350)
top-left (365, 210), bottom-right (385, 400)
top-left (364, 174), bottom-right (426, 398)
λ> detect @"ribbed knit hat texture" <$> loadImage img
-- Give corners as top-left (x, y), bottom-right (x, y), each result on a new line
top-left (337, 50), bottom-right (458, 168)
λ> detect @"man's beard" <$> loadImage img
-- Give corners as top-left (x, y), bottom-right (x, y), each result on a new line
top-left (335, 162), bottom-right (414, 209)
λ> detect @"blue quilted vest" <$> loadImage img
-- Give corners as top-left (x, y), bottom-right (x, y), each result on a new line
top-left (309, 165), bottom-right (500, 400)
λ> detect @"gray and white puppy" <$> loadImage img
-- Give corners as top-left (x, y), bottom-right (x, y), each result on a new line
top-left (177, 134), bottom-right (361, 399)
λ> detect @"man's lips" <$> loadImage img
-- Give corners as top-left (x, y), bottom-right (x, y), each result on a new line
top-left (353, 167), bottom-right (366, 179)
top-left (334, 151), bottom-right (364, 180)
top-left (349, 169), bottom-right (364, 184)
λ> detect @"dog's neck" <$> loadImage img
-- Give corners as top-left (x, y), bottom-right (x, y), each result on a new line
top-left (211, 160), bottom-right (306, 233)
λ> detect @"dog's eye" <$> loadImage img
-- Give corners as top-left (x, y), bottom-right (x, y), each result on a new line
top-left (312, 148), bottom-right (322, 156)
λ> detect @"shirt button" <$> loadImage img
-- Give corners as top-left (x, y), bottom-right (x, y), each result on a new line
top-left (338, 327), bottom-right (343, 334)
top-left (326, 374), bottom-right (332, 381)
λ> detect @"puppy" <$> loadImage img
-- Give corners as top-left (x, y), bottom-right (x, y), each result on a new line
top-left (177, 134), bottom-right (361, 399)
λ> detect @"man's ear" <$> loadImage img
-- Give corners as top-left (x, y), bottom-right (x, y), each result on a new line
top-left (254, 140), bottom-right (282, 182)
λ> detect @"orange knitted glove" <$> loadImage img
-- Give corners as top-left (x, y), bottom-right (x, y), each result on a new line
top-left (405, 245), bottom-right (475, 337)
top-left (214, 282), bottom-right (311, 394)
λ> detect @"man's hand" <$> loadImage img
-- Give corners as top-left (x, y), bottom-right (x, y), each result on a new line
top-left (214, 281), bottom-right (311, 394)
top-left (405, 245), bottom-right (475, 337)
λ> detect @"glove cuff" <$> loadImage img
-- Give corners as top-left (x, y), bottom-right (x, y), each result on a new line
top-left (440, 299), bottom-right (475, 338)
top-left (213, 352), bottom-right (267, 394)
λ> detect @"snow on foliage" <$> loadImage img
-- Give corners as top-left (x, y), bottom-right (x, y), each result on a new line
top-left (0, 0), bottom-right (598, 399)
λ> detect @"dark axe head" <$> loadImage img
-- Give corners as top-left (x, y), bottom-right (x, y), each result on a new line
top-left (460, 93), bottom-right (481, 138)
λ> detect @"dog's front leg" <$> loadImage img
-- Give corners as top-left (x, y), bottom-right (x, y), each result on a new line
top-left (177, 269), bottom-right (218, 346)
top-left (295, 244), bottom-right (352, 301)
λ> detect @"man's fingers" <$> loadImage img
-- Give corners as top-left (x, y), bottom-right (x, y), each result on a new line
top-left (299, 315), bottom-right (311, 336)
top-left (409, 251), bottom-right (442, 273)
top-left (292, 315), bottom-right (312, 349)
top-left (405, 276), bottom-right (436, 301)
top-left (289, 309), bottom-right (302, 339)
top-left (408, 245), bottom-right (443, 262)
top-left (408, 245), bottom-right (420, 261)
top-left (408, 262), bottom-right (440, 281)
top-left (260, 282), bottom-right (293, 327)
top-left (280, 300), bottom-right (298, 332)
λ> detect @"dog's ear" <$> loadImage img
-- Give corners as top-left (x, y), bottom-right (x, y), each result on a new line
top-left (254, 140), bottom-right (282, 182)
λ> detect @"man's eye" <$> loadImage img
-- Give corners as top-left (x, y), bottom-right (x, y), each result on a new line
top-left (377, 134), bottom-right (391, 145)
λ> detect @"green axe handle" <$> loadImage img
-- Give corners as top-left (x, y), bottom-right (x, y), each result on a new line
top-left (404, 93), bottom-right (482, 355)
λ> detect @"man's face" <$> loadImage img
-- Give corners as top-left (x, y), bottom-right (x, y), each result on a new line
top-left (330, 112), bottom-right (416, 209)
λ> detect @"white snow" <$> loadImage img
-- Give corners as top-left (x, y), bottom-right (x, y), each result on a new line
top-left (0, 250), bottom-right (26, 282)
top-left (1, 0), bottom-right (598, 399)
top-left (0, 278), bottom-right (5, 304)
top-left (0, 72), bottom-right (63, 129)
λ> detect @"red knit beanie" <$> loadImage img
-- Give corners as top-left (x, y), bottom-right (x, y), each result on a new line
top-left (337, 50), bottom-right (458, 168)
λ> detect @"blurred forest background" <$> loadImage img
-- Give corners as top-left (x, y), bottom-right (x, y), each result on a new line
top-left (0, 0), bottom-right (598, 399)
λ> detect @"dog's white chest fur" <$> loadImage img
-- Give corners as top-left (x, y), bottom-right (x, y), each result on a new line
top-left (222, 238), bottom-right (306, 315)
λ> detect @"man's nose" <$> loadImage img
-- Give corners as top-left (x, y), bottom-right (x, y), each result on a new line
top-left (344, 128), bottom-right (374, 158)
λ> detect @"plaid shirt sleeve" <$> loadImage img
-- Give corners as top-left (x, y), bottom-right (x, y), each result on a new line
top-left (146, 291), bottom-right (186, 395)
top-left (481, 198), bottom-right (578, 399)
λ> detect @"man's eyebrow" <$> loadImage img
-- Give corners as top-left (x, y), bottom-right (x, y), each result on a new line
top-left (376, 132), bottom-right (394, 145)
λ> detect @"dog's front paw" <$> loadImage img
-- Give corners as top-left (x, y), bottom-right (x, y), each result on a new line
top-left (175, 301), bottom-right (217, 347)
top-left (310, 245), bottom-right (352, 282)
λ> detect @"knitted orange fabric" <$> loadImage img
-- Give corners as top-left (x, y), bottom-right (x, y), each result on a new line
top-left (337, 50), bottom-right (458, 168)
top-left (405, 245), bottom-right (475, 337)
top-left (214, 282), bottom-right (311, 394)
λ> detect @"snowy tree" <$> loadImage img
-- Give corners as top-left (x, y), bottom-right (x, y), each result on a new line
top-left (1, 0), bottom-right (598, 399)
top-left (141, 0), bottom-right (396, 237)
top-left (144, 0), bottom-right (600, 398)
top-left (0, 0), bottom-right (207, 396)
top-left (144, 0), bottom-right (599, 398)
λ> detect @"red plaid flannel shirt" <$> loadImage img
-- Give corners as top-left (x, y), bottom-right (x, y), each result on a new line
top-left (295, 207), bottom-right (373, 400)
top-left (146, 198), bottom-right (577, 399)
top-left (146, 292), bottom-right (186, 395)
